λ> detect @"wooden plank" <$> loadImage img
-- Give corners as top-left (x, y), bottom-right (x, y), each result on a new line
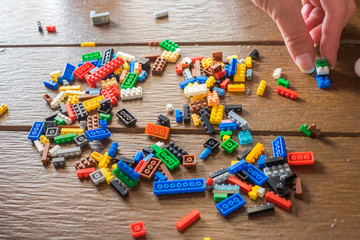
top-left (0, 0), bottom-right (359, 46)
top-left (0, 45), bottom-right (359, 133)
top-left (0, 131), bottom-right (359, 239)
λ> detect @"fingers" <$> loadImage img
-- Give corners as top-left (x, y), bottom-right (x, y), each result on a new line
top-left (301, 3), bottom-right (314, 19)
top-left (304, 7), bottom-right (324, 32)
top-left (309, 24), bottom-right (322, 45)
top-left (355, 58), bottom-right (360, 78)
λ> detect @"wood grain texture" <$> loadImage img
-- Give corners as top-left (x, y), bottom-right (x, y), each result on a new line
top-left (0, 45), bottom-right (359, 134)
top-left (0, 131), bottom-right (359, 239)
top-left (0, 0), bottom-right (359, 46)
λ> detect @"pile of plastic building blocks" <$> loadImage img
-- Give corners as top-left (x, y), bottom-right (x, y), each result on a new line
top-left (27, 39), bottom-right (318, 238)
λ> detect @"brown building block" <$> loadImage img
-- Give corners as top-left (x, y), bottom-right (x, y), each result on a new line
top-left (190, 99), bottom-right (208, 113)
top-left (140, 157), bottom-right (162, 180)
top-left (41, 143), bottom-right (51, 165)
top-left (293, 177), bottom-right (303, 197)
top-left (43, 94), bottom-right (52, 104)
top-left (183, 155), bottom-right (196, 168)
top-left (192, 60), bottom-right (202, 77)
top-left (152, 57), bottom-right (167, 75)
top-left (159, 163), bottom-right (174, 181)
top-left (87, 115), bottom-right (99, 130)
top-left (141, 53), bottom-right (161, 62)
top-left (74, 155), bottom-right (97, 169)
top-left (211, 63), bottom-right (222, 75)
top-left (308, 124), bottom-right (321, 137)
top-left (203, 65), bottom-right (213, 76)
top-left (212, 51), bottom-right (223, 62)
top-left (120, 70), bottom-right (128, 83)
top-left (78, 93), bottom-right (100, 101)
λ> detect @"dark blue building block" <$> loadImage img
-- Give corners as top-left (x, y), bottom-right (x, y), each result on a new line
top-left (133, 151), bottom-right (143, 163)
top-left (85, 128), bottom-right (111, 141)
top-left (179, 77), bottom-right (196, 89)
top-left (175, 109), bottom-right (183, 122)
top-left (100, 119), bottom-right (107, 129)
top-left (78, 59), bottom-right (98, 67)
top-left (314, 70), bottom-right (330, 89)
top-left (117, 160), bottom-right (140, 181)
top-left (62, 63), bottom-right (76, 82)
top-left (43, 79), bottom-right (58, 90)
top-left (154, 171), bottom-right (167, 181)
top-left (224, 64), bottom-right (229, 77)
top-left (272, 136), bottom-right (287, 158)
top-left (153, 178), bottom-right (205, 196)
top-left (238, 130), bottom-right (252, 145)
top-left (228, 159), bottom-right (247, 174)
top-left (108, 142), bottom-right (118, 158)
top-left (143, 153), bottom-right (155, 162)
top-left (229, 58), bottom-right (237, 76)
top-left (28, 122), bottom-right (45, 141)
top-left (244, 163), bottom-right (268, 186)
top-left (129, 61), bottom-right (136, 73)
top-left (258, 155), bottom-right (266, 168)
top-left (216, 193), bottom-right (245, 217)
top-left (96, 58), bottom-right (103, 68)
top-left (220, 122), bottom-right (238, 131)
top-left (196, 76), bottom-right (208, 84)
top-left (138, 70), bottom-right (148, 81)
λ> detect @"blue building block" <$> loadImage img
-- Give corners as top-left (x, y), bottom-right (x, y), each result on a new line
top-left (153, 178), bottom-right (205, 196)
top-left (154, 171), bottom-right (167, 181)
top-left (258, 155), bottom-right (266, 168)
top-left (216, 193), bottom-right (245, 217)
top-left (100, 119), bottom-right (107, 129)
top-left (62, 63), bottom-right (76, 82)
top-left (85, 128), bottom-right (111, 141)
top-left (133, 151), bottom-right (143, 163)
top-left (129, 61), bottom-right (136, 73)
top-left (43, 79), bottom-right (58, 90)
top-left (243, 163), bottom-right (268, 186)
top-left (229, 58), bottom-right (237, 76)
top-left (228, 159), bottom-right (247, 174)
top-left (89, 67), bottom-right (98, 74)
top-left (143, 153), bottom-right (155, 162)
top-left (117, 160), bottom-right (140, 181)
top-left (314, 70), bottom-right (330, 89)
top-left (96, 58), bottom-right (102, 68)
top-left (200, 147), bottom-right (212, 160)
top-left (108, 142), bottom-right (118, 158)
top-left (28, 122), bottom-right (44, 141)
top-left (224, 64), bottom-right (229, 77)
top-left (87, 89), bottom-right (101, 94)
top-left (213, 87), bottom-right (225, 96)
top-left (196, 76), bottom-right (208, 84)
top-left (138, 70), bottom-right (148, 81)
top-left (57, 76), bottom-right (63, 84)
top-left (238, 130), bottom-right (253, 145)
top-left (179, 77), bottom-right (196, 89)
top-left (272, 136), bottom-right (287, 158)
top-left (175, 109), bottom-right (183, 122)
top-left (220, 122), bottom-right (238, 131)
top-left (78, 59), bottom-right (98, 67)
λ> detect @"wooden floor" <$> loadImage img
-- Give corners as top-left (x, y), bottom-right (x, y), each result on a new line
top-left (0, 0), bottom-right (360, 239)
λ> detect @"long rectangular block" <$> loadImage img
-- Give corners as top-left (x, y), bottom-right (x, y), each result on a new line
top-left (153, 178), bottom-right (205, 196)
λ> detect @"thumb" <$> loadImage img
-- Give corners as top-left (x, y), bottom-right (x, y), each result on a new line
top-left (252, 0), bottom-right (315, 73)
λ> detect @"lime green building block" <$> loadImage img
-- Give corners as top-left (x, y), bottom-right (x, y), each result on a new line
top-left (277, 78), bottom-right (289, 88)
top-left (221, 138), bottom-right (239, 153)
top-left (156, 148), bottom-right (180, 171)
top-left (54, 132), bottom-right (77, 144)
top-left (159, 39), bottom-right (179, 52)
top-left (220, 130), bottom-right (233, 141)
top-left (151, 144), bottom-right (162, 154)
top-left (121, 73), bottom-right (138, 89)
top-left (99, 113), bottom-right (112, 122)
top-left (300, 124), bottom-right (312, 137)
top-left (82, 51), bottom-right (102, 62)
top-left (316, 58), bottom-right (328, 68)
top-left (54, 116), bottom-right (66, 125)
top-left (113, 168), bottom-right (139, 188)
top-left (214, 193), bottom-right (228, 202)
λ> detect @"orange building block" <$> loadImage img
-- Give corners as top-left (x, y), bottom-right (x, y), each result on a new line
top-left (145, 122), bottom-right (170, 139)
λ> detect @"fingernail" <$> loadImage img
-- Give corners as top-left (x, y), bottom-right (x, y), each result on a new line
top-left (330, 58), bottom-right (337, 69)
top-left (296, 53), bottom-right (315, 74)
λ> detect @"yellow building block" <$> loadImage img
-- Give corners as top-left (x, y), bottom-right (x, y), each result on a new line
top-left (99, 152), bottom-right (111, 169)
top-left (59, 85), bottom-right (81, 92)
top-left (0, 104), bottom-right (8, 116)
top-left (191, 114), bottom-right (201, 126)
top-left (206, 76), bottom-right (216, 88)
top-left (245, 143), bottom-right (264, 163)
top-left (210, 105), bottom-right (224, 124)
top-left (161, 50), bottom-right (180, 63)
top-left (101, 77), bottom-right (118, 89)
top-left (101, 167), bottom-right (114, 184)
top-left (201, 58), bottom-right (213, 68)
top-left (113, 66), bottom-right (123, 75)
top-left (234, 64), bottom-right (246, 82)
top-left (91, 151), bottom-right (103, 162)
top-left (223, 135), bottom-right (231, 142)
top-left (60, 128), bottom-right (85, 136)
top-left (67, 95), bottom-right (79, 105)
top-left (204, 238), bottom-right (211, 240)
top-left (112, 163), bottom-right (117, 171)
top-left (226, 55), bottom-right (238, 62)
top-left (64, 90), bottom-right (85, 96)
top-left (228, 83), bottom-right (245, 92)
top-left (190, 94), bottom-right (207, 102)
top-left (121, 57), bottom-right (130, 70)
top-left (248, 185), bottom-right (260, 200)
top-left (245, 56), bottom-right (252, 68)
top-left (50, 71), bottom-right (61, 82)
top-left (39, 135), bottom-right (49, 145)
top-left (83, 95), bottom-right (105, 112)
top-left (257, 80), bottom-right (267, 96)
top-left (80, 42), bottom-right (95, 47)
top-left (231, 160), bottom-right (239, 165)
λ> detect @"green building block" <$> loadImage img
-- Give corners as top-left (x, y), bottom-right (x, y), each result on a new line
top-left (54, 116), bottom-right (66, 125)
top-left (159, 39), bottom-right (179, 52)
top-left (214, 193), bottom-right (228, 202)
top-left (277, 78), bottom-right (289, 88)
top-left (316, 58), bottom-right (328, 68)
top-left (151, 144), bottom-right (162, 154)
top-left (300, 124), bottom-right (312, 137)
top-left (156, 148), bottom-right (180, 171)
top-left (221, 138), bottom-right (239, 153)
top-left (220, 130), bottom-right (233, 141)
top-left (81, 51), bottom-right (102, 62)
top-left (121, 73), bottom-right (138, 89)
top-left (113, 168), bottom-right (139, 188)
top-left (99, 113), bottom-right (112, 122)
top-left (54, 132), bottom-right (77, 144)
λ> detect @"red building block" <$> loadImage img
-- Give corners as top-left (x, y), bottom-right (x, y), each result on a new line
top-left (287, 152), bottom-right (314, 166)
top-left (134, 160), bottom-right (146, 173)
top-left (219, 78), bottom-right (230, 90)
top-left (76, 168), bottom-right (96, 179)
top-left (175, 63), bottom-right (183, 75)
top-left (228, 176), bottom-right (253, 193)
top-left (65, 104), bottom-right (77, 121)
top-left (189, 56), bottom-right (205, 62)
top-left (73, 61), bottom-right (95, 79)
top-left (129, 221), bottom-right (146, 238)
top-left (275, 85), bottom-right (298, 99)
top-left (86, 57), bottom-right (124, 88)
top-left (46, 25), bottom-right (56, 32)
top-left (265, 191), bottom-right (292, 211)
top-left (144, 122), bottom-right (170, 139)
top-left (176, 209), bottom-right (200, 232)
top-left (101, 84), bottom-right (120, 105)
top-left (215, 69), bottom-right (226, 80)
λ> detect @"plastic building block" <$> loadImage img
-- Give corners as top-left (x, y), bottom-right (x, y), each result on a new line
top-left (74, 155), bottom-right (96, 169)
top-left (121, 86), bottom-right (143, 101)
top-left (184, 84), bottom-right (207, 98)
top-left (277, 78), bottom-right (289, 88)
top-left (221, 138), bottom-right (238, 153)
top-left (72, 102), bottom-right (88, 121)
top-left (245, 56), bottom-right (252, 68)
top-left (228, 83), bottom-right (245, 93)
top-left (245, 69), bottom-right (252, 81)
top-left (86, 57), bottom-right (124, 88)
top-left (159, 164), bottom-right (174, 180)
top-left (101, 48), bottom-right (114, 65)
top-left (273, 68), bottom-right (282, 79)
top-left (140, 157), bottom-right (162, 180)
top-left (265, 191), bottom-right (292, 211)
top-left (202, 138), bottom-right (219, 151)
top-left (116, 108), bottom-right (137, 127)
top-left (152, 57), bottom-right (167, 75)
top-left (50, 91), bottom-right (66, 109)
top-left (117, 161), bottom-right (140, 181)
top-left (45, 127), bottom-right (59, 139)
top-left (244, 163), bottom-right (268, 186)
top-left (209, 168), bottom-right (228, 179)
top-left (165, 142), bottom-right (188, 162)
top-left (300, 124), bottom-right (312, 137)
top-left (80, 42), bottom-right (95, 47)
top-left (61, 63), bottom-right (76, 82)
top-left (264, 163), bottom-right (291, 178)
top-left (39, 135), bottom-right (49, 145)
top-left (196, 76), bottom-right (207, 84)
top-left (307, 123), bottom-right (321, 137)
top-left (238, 130), bottom-right (252, 145)
top-left (43, 79), bottom-right (58, 90)
top-left (157, 114), bottom-right (170, 127)
top-left (40, 142), bottom-right (50, 164)
top-left (161, 50), bottom-right (180, 63)
top-left (257, 155), bottom-right (266, 168)
top-left (106, 142), bottom-right (118, 158)
top-left (213, 87), bottom-right (225, 97)
top-left (28, 122), bottom-right (44, 141)
top-left (90, 10), bottom-right (110, 25)
top-left (156, 148), bottom-right (180, 171)
top-left (314, 70), bottom-right (330, 89)
top-left (201, 58), bottom-right (213, 69)
top-left (73, 61), bottom-right (95, 79)
top-left (85, 128), bottom-right (111, 141)
top-left (248, 185), bottom-right (260, 200)
top-left (275, 85), bottom-right (298, 99)
top-left (101, 77), bottom-right (118, 89)
top-left (37, 20), bottom-right (43, 32)
top-left (153, 178), bottom-right (205, 196)
top-left (46, 25), bottom-right (56, 32)
top-left (287, 152), bottom-right (314, 166)
top-left (219, 78), bottom-right (230, 90)
top-left (145, 122), bottom-right (170, 139)
top-left (247, 203), bottom-right (274, 217)
top-left (316, 62), bottom-right (329, 76)
top-left (129, 221), bottom-right (146, 238)
top-left (234, 64), bottom-right (246, 82)
top-left (245, 143), bottom-right (264, 164)
top-left (293, 177), bottom-right (303, 197)
top-left (183, 155), bottom-right (196, 168)
top-left (34, 140), bottom-right (45, 155)
top-left (101, 84), bottom-right (120, 105)
top-left (206, 76), bottom-right (216, 88)
top-left (213, 184), bottom-right (240, 194)
top-left (43, 94), bottom-right (52, 104)
top-left (90, 169), bottom-right (106, 185)
top-left (53, 157), bottom-right (66, 168)
top-left (229, 58), bottom-right (237, 76)
top-left (87, 115), bottom-right (99, 130)
top-left (220, 130), bottom-right (232, 141)
top-left (77, 168), bottom-right (96, 179)
top-left (183, 104), bottom-right (191, 123)
top-left (257, 80), bottom-right (266, 96)
top-left (54, 113), bottom-right (72, 125)
top-left (200, 148), bottom-right (211, 160)
top-left (216, 193), bottom-right (245, 217)
top-left (56, 147), bottom-right (81, 158)
top-left (212, 172), bottom-right (231, 185)
top-left (207, 91), bottom-right (219, 106)
top-left (228, 110), bottom-right (250, 130)
top-left (272, 136), bottom-right (287, 158)
top-left (175, 109), bottom-right (183, 122)
top-left (53, 132), bottom-right (76, 144)
top-left (83, 95), bottom-right (105, 112)
top-left (113, 168), bottom-right (139, 188)
top-left (179, 78), bottom-right (196, 89)
top-left (154, 171), bottom-right (167, 181)
top-left (219, 122), bottom-right (238, 131)
top-left (110, 178), bottom-right (129, 198)
top-left (154, 9), bottom-right (169, 19)
top-left (166, 104), bottom-right (174, 113)
top-left (214, 193), bottom-right (228, 202)
top-left (49, 145), bottom-right (61, 157)
top-left (265, 156), bottom-right (286, 167)
top-left (121, 73), bottom-right (138, 90)
top-left (176, 209), bottom-right (200, 232)
top-left (228, 159), bottom-right (246, 174)
top-left (210, 105), bottom-right (224, 124)
top-left (160, 39), bottom-right (179, 52)
top-left (200, 114), bottom-right (215, 135)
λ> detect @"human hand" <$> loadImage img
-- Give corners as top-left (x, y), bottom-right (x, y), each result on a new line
top-left (251, 0), bottom-right (356, 73)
